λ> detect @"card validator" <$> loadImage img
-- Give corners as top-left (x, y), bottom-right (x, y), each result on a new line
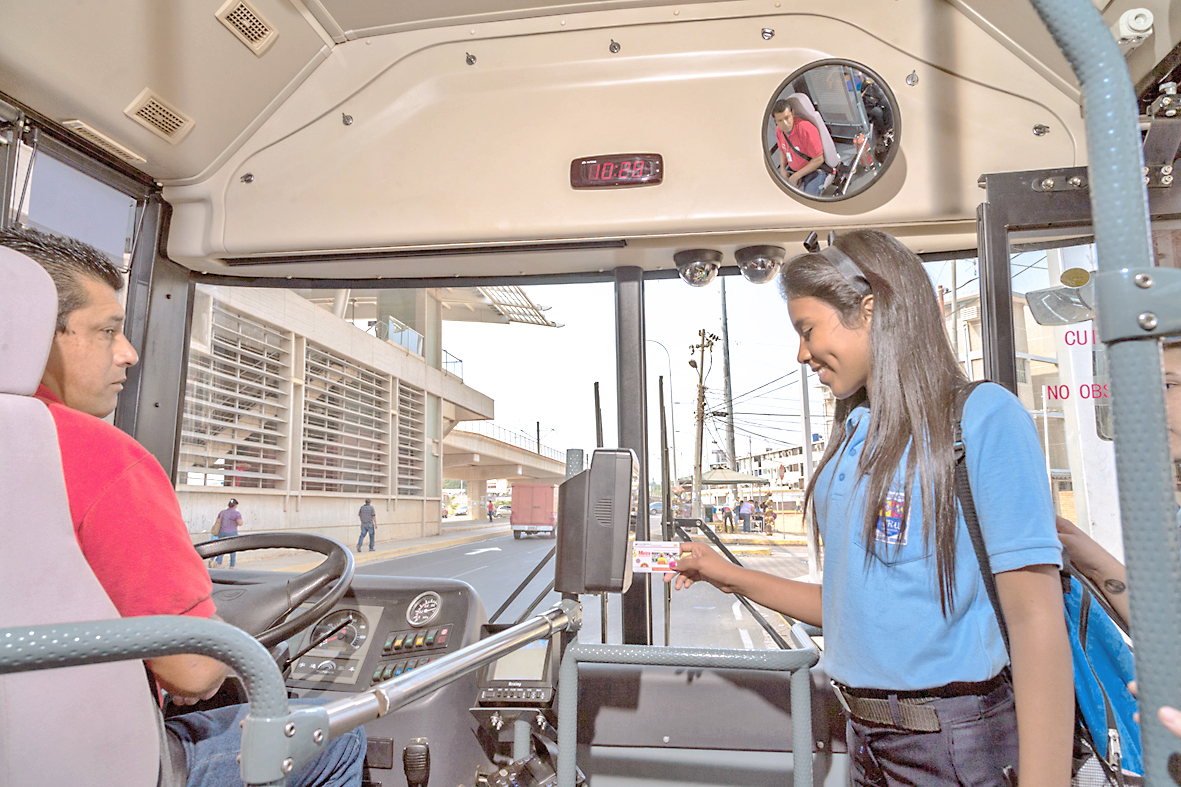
top-left (554, 448), bottom-right (640, 594)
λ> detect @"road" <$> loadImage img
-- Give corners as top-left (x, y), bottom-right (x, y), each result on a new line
top-left (356, 532), bottom-right (812, 648)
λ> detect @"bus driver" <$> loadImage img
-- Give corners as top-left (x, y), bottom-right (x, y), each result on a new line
top-left (1, 226), bottom-right (366, 787)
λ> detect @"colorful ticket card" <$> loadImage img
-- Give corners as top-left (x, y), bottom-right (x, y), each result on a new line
top-left (632, 541), bottom-right (681, 573)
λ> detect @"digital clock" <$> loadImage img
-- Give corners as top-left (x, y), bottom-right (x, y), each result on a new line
top-left (570, 154), bottom-right (663, 189)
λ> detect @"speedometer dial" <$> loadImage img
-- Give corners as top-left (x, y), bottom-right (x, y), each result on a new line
top-left (406, 591), bottom-right (441, 627)
top-left (309, 609), bottom-right (368, 655)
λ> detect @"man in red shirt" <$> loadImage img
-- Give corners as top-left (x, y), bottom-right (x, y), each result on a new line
top-left (772, 99), bottom-right (828, 196)
top-left (2, 226), bottom-right (364, 786)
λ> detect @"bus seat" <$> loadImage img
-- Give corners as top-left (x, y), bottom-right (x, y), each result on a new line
top-left (785, 93), bottom-right (842, 189)
top-left (0, 247), bottom-right (161, 787)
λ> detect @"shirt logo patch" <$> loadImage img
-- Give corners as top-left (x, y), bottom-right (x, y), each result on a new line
top-left (876, 489), bottom-right (907, 545)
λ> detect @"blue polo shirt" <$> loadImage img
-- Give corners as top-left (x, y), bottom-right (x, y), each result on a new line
top-left (816, 383), bottom-right (1062, 690)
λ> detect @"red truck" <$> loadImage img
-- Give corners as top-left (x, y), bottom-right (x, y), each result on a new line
top-left (509, 483), bottom-right (557, 539)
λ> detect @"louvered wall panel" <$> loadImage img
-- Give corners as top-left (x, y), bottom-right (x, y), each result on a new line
top-left (302, 344), bottom-right (391, 494)
top-left (180, 303), bottom-right (290, 488)
top-left (397, 382), bottom-right (426, 496)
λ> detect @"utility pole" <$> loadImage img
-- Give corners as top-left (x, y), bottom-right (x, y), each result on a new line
top-left (537, 421), bottom-right (541, 454)
top-left (800, 364), bottom-right (820, 579)
top-left (720, 279), bottom-right (737, 470)
top-left (690, 329), bottom-right (718, 520)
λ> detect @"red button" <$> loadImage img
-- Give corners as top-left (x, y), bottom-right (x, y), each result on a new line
top-left (436, 626), bottom-right (450, 645)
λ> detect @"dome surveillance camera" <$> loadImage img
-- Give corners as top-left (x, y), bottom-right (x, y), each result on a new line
top-left (673, 249), bottom-right (722, 287)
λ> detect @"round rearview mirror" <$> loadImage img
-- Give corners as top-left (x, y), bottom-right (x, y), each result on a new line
top-left (764, 60), bottom-right (900, 201)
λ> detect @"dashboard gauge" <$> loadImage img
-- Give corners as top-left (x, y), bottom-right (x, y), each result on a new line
top-left (308, 609), bottom-right (368, 655)
top-left (407, 591), bottom-right (442, 627)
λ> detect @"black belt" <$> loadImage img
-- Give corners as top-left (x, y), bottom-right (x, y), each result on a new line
top-left (832, 670), bottom-right (1009, 732)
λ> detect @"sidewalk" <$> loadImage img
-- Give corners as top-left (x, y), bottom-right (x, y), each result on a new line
top-left (221, 522), bottom-right (512, 573)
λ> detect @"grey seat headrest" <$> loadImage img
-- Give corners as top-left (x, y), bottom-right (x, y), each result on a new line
top-left (0, 247), bottom-right (56, 396)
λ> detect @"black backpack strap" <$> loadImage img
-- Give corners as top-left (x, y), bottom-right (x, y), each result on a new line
top-left (953, 381), bottom-right (1011, 653)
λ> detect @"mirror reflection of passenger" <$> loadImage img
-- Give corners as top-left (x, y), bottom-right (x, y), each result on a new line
top-left (772, 99), bottom-right (827, 196)
top-left (1, 226), bottom-right (367, 786)
top-left (859, 76), bottom-right (893, 157)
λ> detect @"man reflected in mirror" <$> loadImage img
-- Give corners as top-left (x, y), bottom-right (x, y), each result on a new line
top-left (772, 99), bottom-right (827, 196)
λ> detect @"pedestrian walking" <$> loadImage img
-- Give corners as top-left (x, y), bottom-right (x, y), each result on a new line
top-left (211, 498), bottom-right (242, 567)
top-left (357, 498), bottom-right (376, 553)
top-left (487, 499), bottom-right (495, 523)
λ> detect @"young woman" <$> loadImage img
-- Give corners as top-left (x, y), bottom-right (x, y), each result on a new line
top-left (667, 230), bottom-right (1072, 786)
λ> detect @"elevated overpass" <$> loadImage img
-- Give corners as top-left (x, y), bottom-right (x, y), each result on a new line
top-left (443, 422), bottom-right (567, 484)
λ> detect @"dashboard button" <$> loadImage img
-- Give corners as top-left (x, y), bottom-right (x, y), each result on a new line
top-left (384, 633), bottom-right (396, 652)
top-left (381, 665), bottom-right (395, 681)
top-left (393, 662), bottom-right (406, 677)
top-left (436, 626), bottom-right (450, 645)
top-left (425, 628), bottom-right (438, 646)
top-left (393, 633), bottom-right (407, 650)
top-left (413, 632), bottom-right (426, 648)
top-left (372, 667), bottom-right (384, 683)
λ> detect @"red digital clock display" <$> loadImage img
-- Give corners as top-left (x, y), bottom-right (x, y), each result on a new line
top-left (570, 154), bottom-right (663, 189)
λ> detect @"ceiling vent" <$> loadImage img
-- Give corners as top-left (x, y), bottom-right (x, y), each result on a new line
top-left (124, 89), bottom-right (196, 144)
top-left (215, 0), bottom-right (279, 56)
top-left (61, 120), bottom-right (147, 164)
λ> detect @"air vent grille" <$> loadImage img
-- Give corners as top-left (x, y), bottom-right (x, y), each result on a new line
top-left (216, 0), bottom-right (278, 56)
top-left (593, 499), bottom-right (613, 528)
top-left (124, 89), bottom-right (196, 144)
top-left (61, 121), bottom-right (146, 164)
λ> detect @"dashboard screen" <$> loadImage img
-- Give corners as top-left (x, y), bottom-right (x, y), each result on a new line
top-left (491, 640), bottom-right (549, 681)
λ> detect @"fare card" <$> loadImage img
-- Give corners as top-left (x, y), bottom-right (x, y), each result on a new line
top-left (632, 541), bottom-right (680, 573)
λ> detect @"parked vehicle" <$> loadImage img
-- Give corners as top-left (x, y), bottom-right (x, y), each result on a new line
top-left (509, 484), bottom-right (557, 539)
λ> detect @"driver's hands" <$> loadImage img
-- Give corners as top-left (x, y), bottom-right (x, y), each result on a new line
top-left (664, 543), bottom-right (738, 593)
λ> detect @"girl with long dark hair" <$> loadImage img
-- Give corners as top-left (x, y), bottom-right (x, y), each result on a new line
top-left (667, 230), bottom-right (1072, 785)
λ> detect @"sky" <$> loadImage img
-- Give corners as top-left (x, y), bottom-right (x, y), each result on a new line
top-left (442, 253), bottom-right (1054, 484)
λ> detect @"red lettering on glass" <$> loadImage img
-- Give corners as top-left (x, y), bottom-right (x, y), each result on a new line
top-left (634, 160), bottom-right (645, 177)
top-left (1046, 384), bottom-right (1070, 401)
top-left (619, 161), bottom-right (632, 178)
top-left (588, 163), bottom-right (601, 180)
top-left (602, 163), bottom-right (615, 179)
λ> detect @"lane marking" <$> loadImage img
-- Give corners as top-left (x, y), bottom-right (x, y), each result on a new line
top-left (465, 547), bottom-right (503, 555)
top-left (738, 628), bottom-right (755, 650)
top-left (732, 601), bottom-right (743, 621)
top-left (453, 564), bottom-right (490, 578)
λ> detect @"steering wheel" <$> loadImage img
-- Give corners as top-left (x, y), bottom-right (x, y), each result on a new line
top-left (195, 532), bottom-right (354, 649)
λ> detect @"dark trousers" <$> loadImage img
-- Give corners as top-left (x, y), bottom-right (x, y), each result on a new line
top-left (722, 512), bottom-right (734, 532)
top-left (847, 679), bottom-right (1018, 787)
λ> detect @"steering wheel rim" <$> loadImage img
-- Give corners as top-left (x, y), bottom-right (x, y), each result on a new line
top-left (195, 532), bottom-right (354, 648)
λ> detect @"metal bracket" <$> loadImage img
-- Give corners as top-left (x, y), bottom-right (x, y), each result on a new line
top-left (557, 598), bottom-right (582, 633)
top-left (240, 705), bottom-right (331, 785)
top-left (1146, 164), bottom-right (1177, 188)
top-left (1094, 267), bottom-right (1181, 342)
top-left (1031, 172), bottom-right (1088, 192)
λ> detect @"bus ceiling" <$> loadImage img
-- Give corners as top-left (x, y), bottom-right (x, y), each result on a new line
top-left (1, 1), bottom-right (1178, 279)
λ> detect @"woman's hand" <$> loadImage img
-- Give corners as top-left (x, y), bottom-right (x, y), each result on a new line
top-left (664, 543), bottom-right (739, 592)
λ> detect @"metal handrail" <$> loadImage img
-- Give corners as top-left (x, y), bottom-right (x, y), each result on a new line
top-left (556, 626), bottom-right (820, 787)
